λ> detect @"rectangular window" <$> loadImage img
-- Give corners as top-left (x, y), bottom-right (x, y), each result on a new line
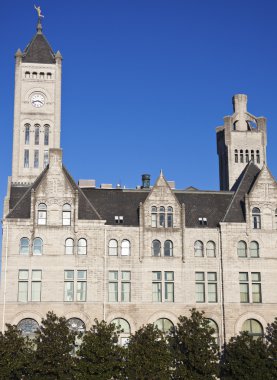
top-left (108, 271), bottom-right (131, 302)
top-left (252, 272), bottom-right (262, 303)
top-left (77, 270), bottom-right (87, 301)
top-left (31, 270), bottom-right (42, 301)
top-left (152, 271), bottom-right (162, 302)
top-left (44, 150), bottom-right (49, 168)
top-left (34, 150), bottom-right (39, 168)
top-left (165, 271), bottom-right (174, 302)
top-left (121, 271), bottom-right (131, 302)
top-left (207, 272), bottom-right (217, 303)
top-left (64, 270), bottom-right (74, 302)
top-left (152, 271), bottom-right (174, 302)
top-left (24, 149), bottom-right (29, 168)
top-left (239, 272), bottom-right (249, 303)
top-left (109, 271), bottom-right (118, 302)
top-left (195, 272), bottom-right (205, 303)
top-left (18, 270), bottom-right (29, 302)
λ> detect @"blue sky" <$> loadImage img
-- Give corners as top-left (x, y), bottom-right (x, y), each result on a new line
top-left (1, 0), bottom-right (277, 208)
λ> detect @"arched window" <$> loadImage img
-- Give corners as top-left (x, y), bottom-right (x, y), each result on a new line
top-left (32, 72), bottom-right (37, 79)
top-left (164, 240), bottom-right (173, 257)
top-left (67, 318), bottom-right (86, 355)
top-left (240, 149), bottom-right (244, 163)
top-left (256, 150), bottom-right (260, 164)
top-left (159, 206), bottom-right (165, 227)
top-left (77, 239), bottom-right (87, 255)
top-left (33, 238), bottom-right (43, 255)
top-left (111, 318), bottom-right (130, 346)
top-left (34, 124), bottom-right (40, 145)
top-left (206, 241), bottom-right (216, 257)
top-left (65, 238), bottom-right (74, 255)
top-left (252, 207), bottom-right (261, 229)
top-left (194, 240), bottom-right (204, 257)
top-left (39, 72), bottom-right (45, 79)
top-left (47, 72), bottom-right (52, 79)
top-left (37, 203), bottom-right (47, 225)
top-left (62, 204), bottom-right (71, 226)
top-left (24, 124), bottom-right (30, 145)
top-left (108, 239), bottom-right (118, 256)
top-left (154, 318), bottom-right (174, 334)
top-left (121, 240), bottom-right (131, 256)
top-left (20, 238), bottom-right (29, 255)
top-left (242, 319), bottom-right (263, 340)
top-left (152, 240), bottom-right (161, 257)
top-left (250, 241), bottom-right (259, 258)
top-left (167, 206), bottom-right (173, 227)
top-left (44, 125), bottom-right (49, 145)
top-left (25, 71), bottom-right (30, 79)
top-left (151, 206), bottom-right (157, 227)
top-left (237, 240), bottom-right (247, 257)
top-left (234, 149), bottom-right (238, 163)
top-left (207, 319), bottom-right (219, 345)
top-left (245, 150), bottom-right (249, 163)
top-left (17, 318), bottom-right (39, 339)
top-left (251, 150), bottom-right (255, 162)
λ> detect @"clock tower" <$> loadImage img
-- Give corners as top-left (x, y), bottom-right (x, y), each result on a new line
top-left (11, 17), bottom-right (62, 184)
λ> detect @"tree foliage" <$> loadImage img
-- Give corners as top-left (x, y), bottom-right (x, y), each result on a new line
top-left (169, 309), bottom-right (219, 380)
top-left (266, 318), bottom-right (277, 378)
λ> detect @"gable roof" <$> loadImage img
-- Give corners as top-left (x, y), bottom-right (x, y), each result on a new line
top-left (22, 30), bottom-right (55, 64)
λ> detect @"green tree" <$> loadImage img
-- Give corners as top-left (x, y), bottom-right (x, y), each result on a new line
top-left (220, 332), bottom-right (272, 380)
top-left (76, 319), bottom-right (124, 380)
top-left (0, 324), bottom-right (32, 379)
top-left (169, 309), bottom-right (219, 380)
top-left (266, 318), bottom-right (277, 378)
top-left (125, 323), bottom-right (172, 380)
top-left (31, 311), bottom-right (76, 380)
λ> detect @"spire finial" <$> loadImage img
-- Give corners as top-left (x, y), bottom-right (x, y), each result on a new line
top-left (34, 5), bottom-right (44, 33)
top-left (160, 169), bottom-right (163, 177)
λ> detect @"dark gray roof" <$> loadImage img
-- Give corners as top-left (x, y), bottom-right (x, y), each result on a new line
top-left (22, 32), bottom-right (55, 64)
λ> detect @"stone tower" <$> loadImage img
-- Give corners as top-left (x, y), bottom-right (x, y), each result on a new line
top-left (216, 94), bottom-right (267, 190)
top-left (11, 18), bottom-right (62, 184)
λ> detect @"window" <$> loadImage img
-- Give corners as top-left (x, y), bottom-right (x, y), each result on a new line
top-left (24, 149), bottom-right (29, 168)
top-left (198, 217), bottom-right (208, 226)
top-left (207, 272), bottom-right (218, 303)
top-left (237, 240), bottom-right (247, 257)
top-left (195, 272), bottom-right (218, 303)
top-left (77, 270), bottom-right (87, 301)
top-left (207, 319), bottom-right (219, 345)
top-left (115, 216), bottom-right (123, 224)
top-left (194, 240), bottom-right (204, 257)
top-left (64, 270), bottom-right (86, 302)
top-left (20, 238), bottom-right (29, 255)
top-left (167, 207), bottom-right (173, 227)
top-left (44, 150), bottom-right (49, 168)
top-left (32, 72), bottom-right (37, 79)
top-left (44, 125), bottom-right (49, 145)
top-left (256, 150), bottom-right (260, 164)
top-left (24, 124), bottom-right (30, 144)
top-left (108, 239), bottom-right (118, 256)
top-left (40, 72), bottom-right (44, 79)
top-left (154, 318), bottom-right (174, 334)
top-left (240, 149), bottom-right (244, 163)
top-left (34, 124), bottom-right (40, 145)
top-left (47, 72), bottom-right (52, 79)
top-left (65, 238), bottom-right (74, 255)
top-left (252, 272), bottom-right (262, 303)
top-left (239, 272), bottom-right (249, 303)
top-left (250, 241), bottom-right (259, 258)
top-left (34, 149), bottom-right (39, 168)
top-left (37, 203), bottom-right (47, 225)
top-left (195, 272), bottom-right (205, 303)
top-left (64, 270), bottom-right (74, 301)
top-left (33, 238), bottom-right (43, 255)
top-left (152, 240), bottom-right (161, 256)
top-left (251, 150), bottom-right (255, 161)
top-left (111, 318), bottom-right (130, 346)
top-left (25, 71), bottom-right (30, 79)
top-left (108, 271), bottom-right (131, 302)
top-left (239, 272), bottom-right (262, 303)
top-left (234, 149), bottom-right (238, 163)
top-left (245, 150), bottom-right (249, 163)
top-left (242, 319), bottom-right (263, 340)
top-left (159, 206), bottom-right (165, 227)
top-left (252, 207), bottom-right (261, 229)
top-left (17, 319), bottom-right (39, 339)
top-left (164, 240), bottom-right (173, 257)
top-left (121, 240), bottom-right (131, 256)
top-left (152, 271), bottom-right (174, 302)
top-left (151, 206), bottom-right (157, 227)
top-left (31, 270), bottom-right (42, 301)
top-left (67, 318), bottom-right (86, 354)
top-left (77, 239), bottom-right (87, 255)
top-left (62, 204), bottom-right (71, 226)
top-left (18, 270), bottom-right (29, 302)
top-left (206, 241), bottom-right (216, 257)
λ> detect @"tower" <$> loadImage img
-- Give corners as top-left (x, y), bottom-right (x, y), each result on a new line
top-left (11, 17), bottom-right (62, 184)
top-left (216, 94), bottom-right (267, 190)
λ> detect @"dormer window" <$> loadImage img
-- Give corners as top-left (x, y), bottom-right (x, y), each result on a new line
top-left (115, 216), bottom-right (123, 224)
top-left (159, 207), bottom-right (165, 227)
top-left (167, 207), bottom-right (173, 227)
top-left (151, 206), bottom-right (174, 228)
top-left (252, 207), bottom-right (261, 229)
top-left (198, 217), bottom-right (207, 226)
top-left (234, 150), bottom-right (238, 163)
top-left (256, 150), bottom-right (260, 164)
top-left (37, 203), bottom-right (47, 225)
top-left (151, 206), bottom-right (157, 227)
top-left (245, 150), bottom-right (249, 163)
top-left (63, 204), bottom-right (71, 226)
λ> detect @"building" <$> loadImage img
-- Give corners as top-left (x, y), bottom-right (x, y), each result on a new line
top-left (1, 16), bottom-right (277, 345)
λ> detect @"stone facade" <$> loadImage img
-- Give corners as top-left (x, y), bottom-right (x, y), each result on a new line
top-left (1, 20), bottom-right (277, 346)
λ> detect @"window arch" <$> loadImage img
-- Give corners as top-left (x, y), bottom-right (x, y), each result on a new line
top-left (33, 238), bottom-right (43, 255)
top-left (151, 206), bottom-right (157, 227)
top-left (245, 150), bottom-right (249, 163)
top-left (65, 238), bottom-right (74, 255)
top-left (17, 318), bottom-right (39, 339)
top-left (121, 240), bottom-right (131, 256)
top-left (24, 124), bottom-right (30, 145)
top-left (154, 318), bottom-right (174, 334)
top-left (240, 149), bottom-right (244, 163)
top-left (108, 239), bottom-right (118, 256)
top-left (39, 72), bottom-right (45, 79)
top-left (250, 241), bottom-right (259, 258)
top-left (37, 203), bottom-right (47, 225)
top-left (164, 240), bottom-right (173, 257)
top-left (44, 125), bottom-right (49, 145)
top-left (77, 239), bottom-right (87, 255)
top-left (47, 72), bottom-right (52, 79)
top-left (251, 150), bottom-right (255, 161)
top-left (234, 149), bottom-right (238, 163)
top-left (34, 124), bottom-right (40, 145)
top-left (242, 319), bottom-right (263, 340)
top-left (25, 71), bottom-right (30, 79)
top-left (62, 204), bottom-right (71, 226)
top-left (167, 206), bottom-right (173, 227)
top-left (237, 240), bottom-right (247, 257)
top-left (20, 238), bottom-right (29, 255)
top-left (194, 240), bottom-right (204, 257)
top-left (111, 318), bottom-right (130, 346)
top-left (252, 207), bottom-right (261, 229)
top-left (32, 72), bottom-right (37, 79)
top-left (256, 150), bottom-right (260, 164)
top-left (152, 240), bottom-right (161, 256)
top-left (207, 319), bottom-right (219, 345)
top-left (206, 241), bottom-right (216, 257)
top-left (159, 206), bottom-right (165, 227)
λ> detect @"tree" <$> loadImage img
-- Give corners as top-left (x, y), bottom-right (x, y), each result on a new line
top-left (76, 319), bottom-right (124, 380)
top-left (124, 323), bottom-right (172, 380)
top-left (31, 311), bottom-right (76, 380)
top-left (266, 318), bottom-right (277, 378)
top-left (220, 332), bottom-right (272, 380)
top-left (169, 309), bottom-right (219, 380)
top-left (0, 324), bottom-right (32, 379)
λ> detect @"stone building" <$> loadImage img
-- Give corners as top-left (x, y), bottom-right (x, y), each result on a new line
top-left (1, 18), bottom-right (277, 345)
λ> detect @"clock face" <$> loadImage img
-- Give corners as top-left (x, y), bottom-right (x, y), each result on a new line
top-left (31, 94), bottom-right (45, 108)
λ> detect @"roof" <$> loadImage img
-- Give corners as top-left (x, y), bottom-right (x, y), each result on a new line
top-left (22, 29), bottom-right (55, 64)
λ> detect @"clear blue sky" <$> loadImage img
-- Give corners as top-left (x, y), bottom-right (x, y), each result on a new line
top-left (1, 0), bottom-right (277, 206)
